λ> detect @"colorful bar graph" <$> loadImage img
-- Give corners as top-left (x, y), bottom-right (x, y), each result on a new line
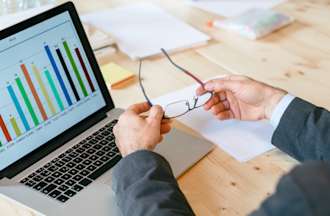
top-left (0, 115), bottom-right (12, 142)
top-left (63, 41), bottom-right (88, 97)
top-left (56, 48), bottom-right (80, 102)
top-left (21, 64), bottom-right (48, 121)
top-left (44, 45), bottom-right (72, 106)
top-left (44, 69), bottom-right (65, 111)
top-left (10, 117), bottom-right (22, 137)
top-left (32, 64), bottom-right (57, 116)
top-left (15, 77), bottom-right (40, 126)
top-left (75, 48), bottom-right (95, 92)
top-left (7, 85), bottom-right (30, 131)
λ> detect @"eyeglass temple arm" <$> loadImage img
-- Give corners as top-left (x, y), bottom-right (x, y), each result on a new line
top-left (161, 48), bottom-right (205, 87)
top-left (139, 60), bottom-right (153, 107)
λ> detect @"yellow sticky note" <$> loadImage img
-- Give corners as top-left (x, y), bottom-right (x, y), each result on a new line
top-left (101, 63), bottom-right (135, 88)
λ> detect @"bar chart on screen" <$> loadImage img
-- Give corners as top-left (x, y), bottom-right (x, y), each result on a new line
top-left (0, 17), bottom-right (99, 153)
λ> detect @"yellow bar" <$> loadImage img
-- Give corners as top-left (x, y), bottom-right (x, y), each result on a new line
top-left (10, 117), bottom-right (22, 137)
top-left (32, 64), bottom-right (56, 116)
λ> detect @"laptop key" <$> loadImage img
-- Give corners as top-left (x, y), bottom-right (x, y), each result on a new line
top-left (40, 170), bottom-right (51, 177)
top-left (32, 175), bottom-right (43, 182)
top-left (52, 171), bottom-right (62, 178)
top-left (59, 167), bottom-right (69, 173)
top-left (42, 184), bottom-right (57, 194)
top-left (25, 180), bottom-right (36, 187)
top-left (61, 174), bottom-right (72, 180)
top-left (69, 152), bottom-right (78, 158)
top-left (89, 155), bottom-right (99, 161)
top-left (100, 140), bottom-right (108, 145)
top-left (100, 156), bottom-right (110, 162)
top-left (49, 190), bottom-right (61, 198)
top-left (44, 176), bottom-right (55, 183)
top-left (68, 169), bottom-right (79, 176)
top-left (106, 151), bottom-right (116, 158)
top-left (72, 174), bottom-right (83, 182)
top-left (62, 157), bottom-right (72, 163)
top-left (102, 146), bottom-right (111, 152)
top-left (86, 165), bottom-right (97, 172)
top-left (34, 181), bottom-right (48, 191)
top-left (54, 179), bottom-right (65, 185)
top-left (93, 144), bottom-right (102, 150)
top-left (20, 178), bottom-right (29, 184)
top-left (82, 159), bottom-right (92, 166)
top-left (66, 162), bottom-right (76, 168)
top-left (73, 157), bottom-right (83, 164)
top-left (64, 190), bottom-right (76, 197)
top-left (93, 160), bottom-right (103, 166)
top-left (76, 164), bottom-right (85, 170)
top-left (58, 185), bottom-right (69, 192)
top-left (79, 178), bottom-right (92, 187)
top-left (88, 155), bottom-right (122, 180)
top-left (57, 195), bottom-right (69, 203)
top-left (72, 184), bottom-right (83, 192)
top-left (80, 170), bottom-right (90, 176)
top-left (65, 180), bottom-right (75, 187)
top-left (28, 173), bottom-right (37, 178)
top-left (48, 165), bottom-right (58, 172)
top-left (96, 150), bottom-right (105, 156)
top-left (87, 149), bottom-right (96, 154)
top-left (80, 153), bottom-right (89, 159)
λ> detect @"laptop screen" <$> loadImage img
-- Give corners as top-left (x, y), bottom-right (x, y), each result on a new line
top-left (0, 11), bottom-right (106, 171)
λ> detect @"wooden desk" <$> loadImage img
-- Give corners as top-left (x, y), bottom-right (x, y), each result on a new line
top-left (62, 0), bottom-right (327, 215)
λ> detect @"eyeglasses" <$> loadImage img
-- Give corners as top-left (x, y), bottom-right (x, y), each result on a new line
top-left (138, 48), bottom-right (213, 119)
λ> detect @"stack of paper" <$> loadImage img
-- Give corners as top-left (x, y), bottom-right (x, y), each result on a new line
top-left (153, 82), bottom-right (275, 162)
top-left (82, 3), bottom-right (210, 60)
top-left (186, 0), bottom-right (287, 18)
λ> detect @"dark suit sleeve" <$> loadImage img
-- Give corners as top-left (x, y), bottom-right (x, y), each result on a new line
top-left (250, 161), bottom-right (330, 216)
top-left (112, 150), bottom-right (195, 216)
top-left (272, 97), bottom-right (330, 161)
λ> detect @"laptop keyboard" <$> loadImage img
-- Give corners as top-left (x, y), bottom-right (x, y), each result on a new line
top-left (19, 120), bottom-right (121, 203)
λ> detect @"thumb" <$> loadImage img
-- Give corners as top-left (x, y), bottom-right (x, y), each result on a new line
top-left (204, 79), bottom-right (240, 93)
top-left (147, 105), bottom-right (164, 127)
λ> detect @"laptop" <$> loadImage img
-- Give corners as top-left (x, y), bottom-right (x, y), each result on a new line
top-left (0, 2), bottom-right (214, 215)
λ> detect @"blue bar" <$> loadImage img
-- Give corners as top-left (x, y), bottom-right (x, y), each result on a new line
top-left (7, 85), bottom-right (30, 131)
top-left (44, 45), bottom-right (72, 106)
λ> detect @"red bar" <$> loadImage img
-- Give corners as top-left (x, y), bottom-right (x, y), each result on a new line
top-left (75, 48), bottom-right (95, 92)
top-left (0, 115), bottom-right (12, 142)
top-left (21, 64), bottom-right (48, 121)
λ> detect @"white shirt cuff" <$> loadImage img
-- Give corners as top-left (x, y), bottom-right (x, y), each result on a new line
top-left (270, 94), bottom-right (295, 128)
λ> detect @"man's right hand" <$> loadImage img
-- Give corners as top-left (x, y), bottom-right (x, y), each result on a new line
top-left (196, 75), bottom-right (287, 121)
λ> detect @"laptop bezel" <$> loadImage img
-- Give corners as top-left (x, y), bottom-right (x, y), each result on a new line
top-left (0, 1), bottom-right (115, 178)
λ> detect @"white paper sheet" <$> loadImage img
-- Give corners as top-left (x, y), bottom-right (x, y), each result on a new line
top-left (81, 3), bottom-right (210, 60)
top-left (153, 82), bottom-right (275, 162)
top-left (186, 0), bottom-right (286, 18)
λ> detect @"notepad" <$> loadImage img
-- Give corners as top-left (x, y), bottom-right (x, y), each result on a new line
top-left (101, 63), bottom-right (135, 88)
top-left (0, 193), bottom-right (45, 216)
top-left (81, 3), bottom-right (210, 59)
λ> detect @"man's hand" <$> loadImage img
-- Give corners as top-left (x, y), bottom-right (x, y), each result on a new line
top-left (113, 102), bottom-right (172, 157)
top-left (197, 75), bottom-right (287, 121)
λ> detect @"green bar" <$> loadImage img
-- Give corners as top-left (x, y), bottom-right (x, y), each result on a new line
top-left (15, 77), bottom-right (40, 126)
top-left (0, 141), bottom-right (2, 147)
top-left (44, 69), bottom-right (65, 111)
top-left (10, 117), bottom-right (22, 137)
top-left (63, 41), bottom-right (88, 97)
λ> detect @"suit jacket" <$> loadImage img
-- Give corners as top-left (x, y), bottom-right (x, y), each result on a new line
top-left (112, 98), bottom-right (330, 216)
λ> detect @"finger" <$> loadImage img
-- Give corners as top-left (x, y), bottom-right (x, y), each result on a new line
top-left (211, 103), bottom-right (227, 115)
top-left (204, 95), bottom-right (220, 110)
top-left (128, 102), bottom-right (151, 114)
top-left (160, 124), bottom-right (172, 134)
top-left (216, 110), bottom-right (234, 120)
top-left (147, 105), bottom-right (164, 127)
top-left (196, 86), bottom-right (207, 96)
top-left (204, 79), bottom-right (240, 93)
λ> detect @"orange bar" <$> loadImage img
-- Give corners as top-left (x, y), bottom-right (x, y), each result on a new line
top-left (21, 64), bottom-right (48, 121)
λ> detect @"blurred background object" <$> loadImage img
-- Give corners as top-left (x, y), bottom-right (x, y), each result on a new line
top-left (0, 0), bottom-right (56, 15)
